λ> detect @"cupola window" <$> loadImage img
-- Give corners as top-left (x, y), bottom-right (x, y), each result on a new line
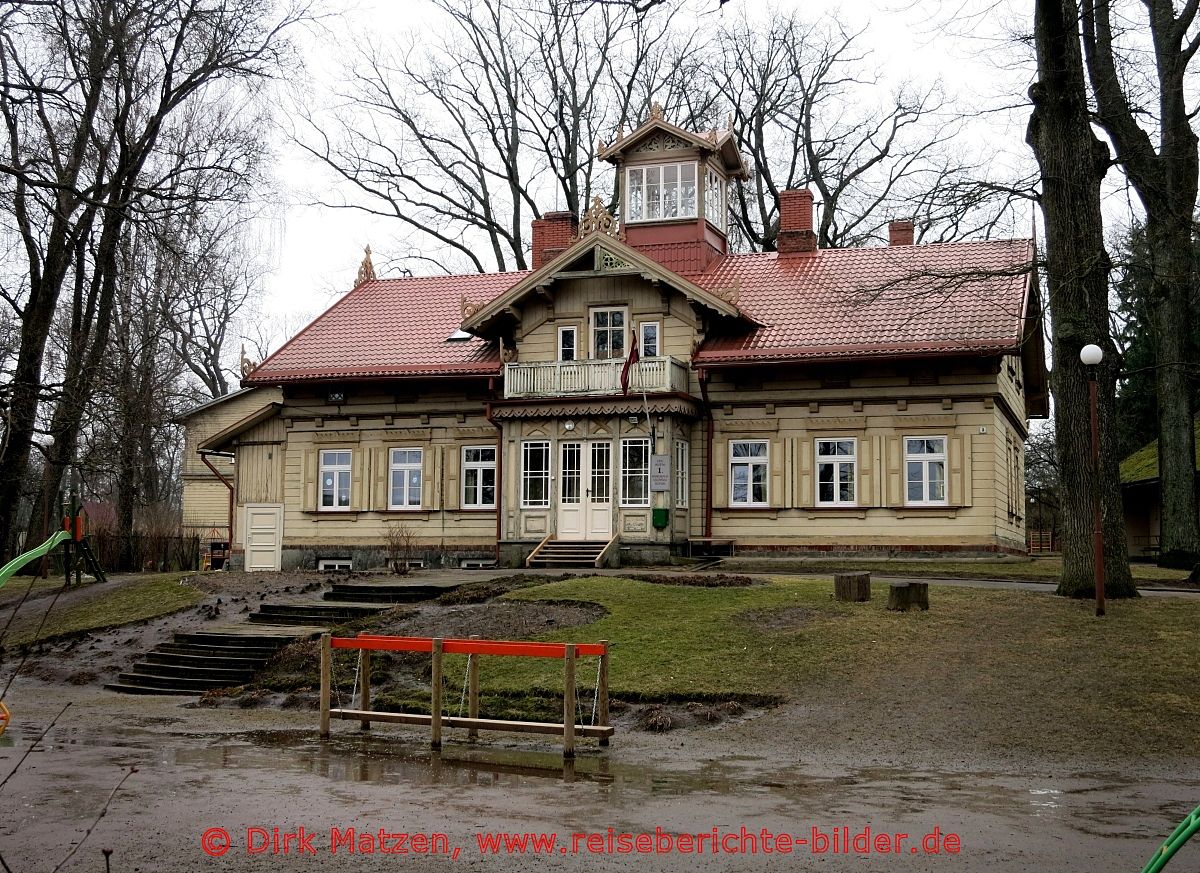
top-left (626, 162), bottom-right (697, 222)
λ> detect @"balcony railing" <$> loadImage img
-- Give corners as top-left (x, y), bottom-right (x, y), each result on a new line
top-left (504, 356), bottom-right (691, 399)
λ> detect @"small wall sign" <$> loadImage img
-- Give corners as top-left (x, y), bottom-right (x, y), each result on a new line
top-left (650, 454), bottom-right (670, 492)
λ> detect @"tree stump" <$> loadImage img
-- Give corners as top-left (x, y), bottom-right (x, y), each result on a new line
top-left (886, 582), bottom-right (929, 611)
top-left (834, 572), bottom-right (871, 602)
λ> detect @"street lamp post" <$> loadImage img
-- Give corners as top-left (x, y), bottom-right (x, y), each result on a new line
top-left (1080, 343), bottom-right (1105, 617)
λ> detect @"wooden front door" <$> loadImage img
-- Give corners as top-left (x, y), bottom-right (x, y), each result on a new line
top-left (557, 441), bottom-right (613, 541)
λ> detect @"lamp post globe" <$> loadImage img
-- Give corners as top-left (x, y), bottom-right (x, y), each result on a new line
top-left (1080, 344), bottom-right (1103, 366)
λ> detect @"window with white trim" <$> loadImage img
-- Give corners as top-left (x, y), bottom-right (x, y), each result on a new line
top-left (591, 307), bottom-right (626, 359)
top-left (620, 438), bottom-right (650, 507)
top-left (558, 325), bottom-right (576, 362)
top-left (639, 321), bottom-right (660, 357)
top-left (674, 439), bottom-right (689, 509)
top-left (626, 162), bottom-right (697, 222)
top-left (389, 448), bottom-right (423, 509)
top-left (462, 446), bottom-right (497, 509)
top-left (521, 441), bottom-right (551, 508)
top-left (905, 437), bottom-right (947, 505)
top-left (319, 450), bottom-right (352, 511)
top-left (705, 168), bottom-right (726, 231)
top-left (816, 439), bottom-right (857, 506)
top-left (729, 440), bottom-right (768, 506)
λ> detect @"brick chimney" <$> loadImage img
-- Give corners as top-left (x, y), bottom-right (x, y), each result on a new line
top-left (776, 189), bottom-right (817, 255)
top-left (531, 211), bottom-right (579, 269)
top-left (888, 219), bottom-right (915, 247)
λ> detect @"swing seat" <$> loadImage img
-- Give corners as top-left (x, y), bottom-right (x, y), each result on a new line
top-left (0, 700), bottom-right (9, 737)
top-left (329, 708), bottom-right (615, 739)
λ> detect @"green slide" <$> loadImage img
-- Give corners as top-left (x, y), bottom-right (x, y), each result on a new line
top-left (0, 530), bottom-right (72, 590)
top-left (1141, 803), bottom-right (1200, 873)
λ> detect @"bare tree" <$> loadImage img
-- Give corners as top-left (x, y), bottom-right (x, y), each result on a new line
top-left (297, 0), bottom-right (696, 274)
top-left (719, 10), bottom-right (1029, 252)
top-left (1080, 0), bottom-right (1200, 568)
top-left (1026, 0), bottom-right (1135, 597)
top-left (0, 0), bottom-right (303, 559)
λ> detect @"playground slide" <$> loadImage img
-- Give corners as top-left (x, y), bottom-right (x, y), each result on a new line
top-left (0, 530), bottom-right (73, 591)
top-left (1141, 803), bottom-right (1200, 873)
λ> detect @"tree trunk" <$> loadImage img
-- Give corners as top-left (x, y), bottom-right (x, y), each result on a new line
top-left (1146, 224), bottom-right (1200, 568)
top-left (886, 582), bottom-right (929, 611)
top-left (1026, 0), bottom-right (1136, 598)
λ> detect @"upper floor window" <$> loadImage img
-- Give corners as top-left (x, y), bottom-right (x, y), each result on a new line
top-left (730, 440), bottom-right (768, 506)
top-left (627, 163), bottom-right (697, 222)
top-left (705, 168), bottom-right (726, 231)
top-left (320, 450), bottom-right (352, 511)
top-left (905, 437), bottom-right (947, 505)
top-left (816, 439), bottom-right (856, 506)
top-left (591, 308), bottom-right (626, 359)
top-left (558, 325), bottom-right (577, 362)
top-left (389, 448), bottom-right (423, 509)
top-left (639, 321), bottom-right (660, 357)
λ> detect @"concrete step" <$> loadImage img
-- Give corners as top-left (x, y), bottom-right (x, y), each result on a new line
top-left (174, 631), bottom-right (300, 647)
top-left (257, 602), bottom-right (384, 619)
top-left (127, 662), bottom-right (256, 682)
top-left (157, 642), bottom-right (282, 659)
top-left (247, 612), bottom-right (347, 627)
top-left (324, 584), bottom-right (449, 603)
top-left (116, 671), bottom-right (244, 692)
top-left (145, 651), bottom-right (270, 668)
top-left (104, 682), bottom-right (197, 696)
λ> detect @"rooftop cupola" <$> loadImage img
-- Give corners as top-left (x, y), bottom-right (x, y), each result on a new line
top-left (598, 103), bottom-right (748, 274)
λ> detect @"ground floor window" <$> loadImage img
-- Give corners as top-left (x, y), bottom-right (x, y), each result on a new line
top-left (675, 439), bottom-right (689, 508)
top-left (462, 446), bottom-right (496, 508)
top-left (621, 438), bottom-right (650, 506)
top-left (319, 450), bottom-right (352, 510)
top-left (816, 438), bottom-right (856, 506)
top-left (905, 436), bottom-right (947, 505)
top-left (730, 440), bottom-right (768, 506)
top-left (522, 441), bottom-right (551, 508)
top-left (389, 448), bottom-right (423, 509)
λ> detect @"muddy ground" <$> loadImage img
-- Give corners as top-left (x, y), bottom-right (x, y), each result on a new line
top-left (0, 570), bottom-right (1198, 871)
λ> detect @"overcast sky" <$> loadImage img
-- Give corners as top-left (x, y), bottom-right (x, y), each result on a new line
top-left (257, 0), bottom-right (1037, 327)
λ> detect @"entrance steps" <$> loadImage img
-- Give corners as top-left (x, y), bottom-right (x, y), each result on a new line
top-left (526, 538), bottom-right (613, 569)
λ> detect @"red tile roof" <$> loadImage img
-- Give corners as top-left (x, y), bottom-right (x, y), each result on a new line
top-left (244, 272), bottom-right (525, 383)
top-left (688, 239), bottom-right (1034, 365)
top-left (244, 238), bottom-right (1033, 384)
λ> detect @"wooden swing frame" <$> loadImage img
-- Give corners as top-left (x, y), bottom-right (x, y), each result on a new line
top-left (319, 633), bottom-right (612, 758)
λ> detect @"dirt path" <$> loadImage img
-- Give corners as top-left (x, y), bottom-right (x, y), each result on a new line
top-left (1, 679), bottom-right (1196, 872)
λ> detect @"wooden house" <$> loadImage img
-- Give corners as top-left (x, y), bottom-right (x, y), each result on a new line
top-left (181, 108), bottom-right (1048, 571)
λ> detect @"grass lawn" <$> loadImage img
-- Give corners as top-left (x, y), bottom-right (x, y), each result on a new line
top-left (0, 575), bottom-right (92, 609)
top-left (1, 573), bottom-right (203, 649)
top-left (720, 556), bottom-right (1191, 584)
top-left (445, 576), bottom-right (1200, 757)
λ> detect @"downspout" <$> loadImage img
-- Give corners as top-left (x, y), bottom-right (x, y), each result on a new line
top-left (698, 367), bottom-right (714, 539)
top-left (485, 388), bottom-right (502, 563)
top-left (199, 449), bottom-right (236, 551)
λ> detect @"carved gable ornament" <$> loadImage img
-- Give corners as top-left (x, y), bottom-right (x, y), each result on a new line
top-left (597, 249), bottom-right (633, 272)
top-left (577, 196), bottom-right (623, 241)
top-left (355, 244), bottom-right (376, 286)
top-left (632, 132), bottom-right (691, 154)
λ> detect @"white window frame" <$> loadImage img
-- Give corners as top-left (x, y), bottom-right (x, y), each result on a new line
top-left (815, 438), bottom-right (857, 507)
top-left (729, 440), bottom-right (769, 507)
top-left (319, 449), bottom-right (353, 512)
top-left (639, 321), bottom-right (660, 358)
top-left (462, 445), bottom-right (497, 509)
top-left (590, 307), bottom-right (628, 360)
top-left (904, 436), bottom-right (948, 506)
top-left (318, 558), bottom-right (352, 571)
top-left (521, 440), bottom-right (551, 509)
top-left (705, 167), bottom-right (726, 232)
top-left (626, 162), bottom-right (698, 223)
top-left (558, 325), bottom-right (577, 362)
top-left (388, 447), bottom-right (423, 510)
top-left (674, 439), bottom-right (689, 509)
top-left (620, 437), bottom-right (651, 507)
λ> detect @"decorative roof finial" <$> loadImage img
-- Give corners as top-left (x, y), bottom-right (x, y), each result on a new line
top-left (355, 244), bottom-right (376, 286)
top-left (239, 344), bottom-right (258, 378)
top-left (577, 195), bottom-right (622, 240)
top-left (649, 101), bottom-right (664, 122)
top-left (726, 110), bottom-right (733, 130)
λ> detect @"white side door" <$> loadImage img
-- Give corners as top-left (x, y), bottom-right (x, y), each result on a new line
top-left (244, 503), bottom-right (283, 571)
top-left (585, 441), bottom-right (613, 540)
top-left (556, 442), bottom-right (585, 539)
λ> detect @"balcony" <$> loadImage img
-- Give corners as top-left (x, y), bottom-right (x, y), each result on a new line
top-left (504, 356), bottom-right (691, 400)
